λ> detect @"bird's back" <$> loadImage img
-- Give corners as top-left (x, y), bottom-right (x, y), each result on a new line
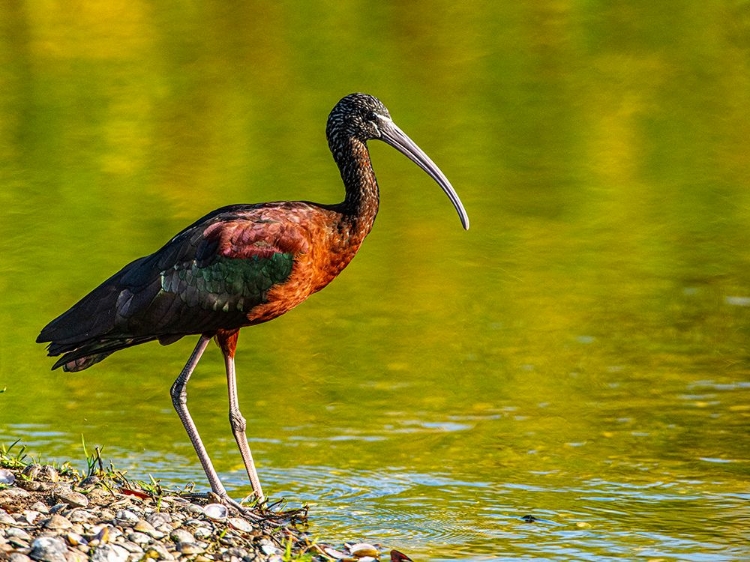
top-left (38, 201), bottom-right (354, 371)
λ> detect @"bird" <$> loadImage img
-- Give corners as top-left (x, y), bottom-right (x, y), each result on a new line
top-left (37, 93), bottom-right (469, 511)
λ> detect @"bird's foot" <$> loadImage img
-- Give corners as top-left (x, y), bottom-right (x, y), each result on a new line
top-left (208, 491), bottom-right (264, 521)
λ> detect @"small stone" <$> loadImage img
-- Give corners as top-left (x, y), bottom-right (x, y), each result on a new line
top-left (127, 532), bottom-right (151, 545)
top-left (324, 547), bottom-right (351, 560)
top-left (0, 509), bottom-right (16, 524)
top-left (22, 464), bottom-right (41, 480)
top-left (170, 528), bottom-right (195, 544)
top-left (134, 519), bottom-right (164, 539)
top-left (259, 539), bottom-right (280, 556)
top-left (17, 480), bottom-right (43, 492)
top-left (0, 487), bottom-right (31, 506)
top-left (68, 510), bottom-right (95, 523)
top-left (227, 517), bottom-right (253, 533)
top-left (85, 489), bottom-right (111, 504)
top-left (114, 510), bottom-right (139, 527)
top-left (24, 510), bottom-right (41, 524)
top-left (348, 543), bottom-right (379, 558)
top-left (193, 526), bottom-right (212, 540)
top-left (134, 519), bottom-right (156, 533)
top-left (38, 466), bottom-right (59, 482)
top-left (118, 540), bottom-right (144, 555)
top-left (7, 528), bottom-right (32, 542)
top-left (0, 468), bottom-right (16, 485)
top-left (30, 502), bottom-right (50, 514)
top-left (94, 525), bottom-right (121, 544)
top-left (64, 533), bottom-right (86, 547)
top-left (90, 544), bottom-right (129, 562)
top-left (147, 512), bottom-right (172, 528)
top-left (99, 510), bottom-right (116, 521)
top-left (45, 515), bottom-right (73, 530)
top-left (8, 537), bottom-right (30, 550)
top-left (29, 536), bottom-right (69, 562)
top-left (79, 475), bottom-right (100, 488)
top-left (186, 504), bottom-right (204, 515)
top-left (9, 554), bottom-right (33, 562)
top-left (56, 490), bottom-right (88, 509)
top-left (176, 542), bottom-right (204, 555)
top-left (144, 543), bottom-right (174, 560)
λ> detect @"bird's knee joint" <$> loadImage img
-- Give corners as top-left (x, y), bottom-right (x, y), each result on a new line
top-left (229, 411), bottom-right (247, 432)
top-left (170, 383), bottom-right (188, 407)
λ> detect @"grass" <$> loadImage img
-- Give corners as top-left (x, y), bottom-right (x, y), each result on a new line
top-left (0, 437), bottom-right (193, 501)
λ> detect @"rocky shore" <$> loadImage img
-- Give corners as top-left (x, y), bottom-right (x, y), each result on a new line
top-left (0, 453), bottom-right (397, 562)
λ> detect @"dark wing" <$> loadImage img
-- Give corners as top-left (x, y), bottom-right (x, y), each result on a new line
top-left (38, 205), bottom-right (305, 371)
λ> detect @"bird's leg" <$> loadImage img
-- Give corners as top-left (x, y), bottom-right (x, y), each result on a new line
top-left (170, 334), bottom-right (229, 499)
top-left (216, 330), bottom-right (265, 503)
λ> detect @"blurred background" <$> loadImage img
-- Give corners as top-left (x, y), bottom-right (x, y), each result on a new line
top-left (1, 1), bottom-right (749, 560)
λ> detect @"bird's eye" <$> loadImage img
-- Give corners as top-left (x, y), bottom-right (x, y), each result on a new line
top-left (365, 111), bottom-right (378, 122)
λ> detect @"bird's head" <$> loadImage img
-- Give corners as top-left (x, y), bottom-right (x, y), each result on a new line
top-left (327, 93), bottom-right (392, 143)
top-left (327, 93), bottom-right (470, 230)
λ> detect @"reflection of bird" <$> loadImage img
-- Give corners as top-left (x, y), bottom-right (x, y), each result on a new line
top-left (38, 93), bottom-right (469, 508)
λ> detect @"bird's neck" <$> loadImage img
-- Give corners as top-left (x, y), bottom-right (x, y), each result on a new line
top-left (333, 137), bottom-right (380, 242)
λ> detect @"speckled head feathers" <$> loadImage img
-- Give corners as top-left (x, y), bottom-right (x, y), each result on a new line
top-left (326, 93), bottom-right (392, 146)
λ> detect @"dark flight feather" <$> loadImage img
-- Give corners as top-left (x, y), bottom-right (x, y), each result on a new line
top-left (38, 204), bottom-right (298, 371)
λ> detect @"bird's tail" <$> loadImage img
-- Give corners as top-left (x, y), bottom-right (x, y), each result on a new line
top-left (46, 336), bottom-right (159, 372)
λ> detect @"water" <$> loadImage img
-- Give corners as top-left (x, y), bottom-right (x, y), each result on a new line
top-left (2, 1), bottom-right (750, 560)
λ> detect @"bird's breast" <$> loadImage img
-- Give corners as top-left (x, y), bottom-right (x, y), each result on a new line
top-left (242, 209), bottom-right (366, 325)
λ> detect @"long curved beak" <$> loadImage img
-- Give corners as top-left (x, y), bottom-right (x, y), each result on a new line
top-left (379, 118), bottom-right (470, 230)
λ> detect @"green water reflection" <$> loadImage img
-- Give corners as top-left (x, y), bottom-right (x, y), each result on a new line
top-left (1, 1), bottom-right (749, 560)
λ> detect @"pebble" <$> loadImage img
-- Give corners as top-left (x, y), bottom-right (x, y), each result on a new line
top-left (38, 466), bottom-right (59, 483)
top-left (0, 462), bottom-right (324, 562)
top-left (349, 543), bottom-right (379, 558)
top-left (56, 489), bottom-right (88, 509)
top-left (144, 542), bottom-right (173, 560)
top-left (90, 543), bottom-right (129, 562)
top-left (169, 528), bottom-right (195, 544)
top-left (0, 468), bottom-right (15, 485)
top-left (114, 509), bottom-right (139, 527)
top-left (146, 512), bottom-right (172, 528)
top-left (228, 517), bottom-right (253, 533)
top-left (0, 510), bottom-right (15, 525)
top-left (176, 541), bottom-right (204, 555)
top-left (134, 519), bottom-right (165, 539)
top-left (193, 526), bottom-right (213, 540)
top-left (29, 536), bottom-right (69, 562)
top-left (44, 515), bottom-right (73, 531)
top-left (22, 465), bottom-right (41, 480)
top-left (6, 528), bottom-right (32, 542)
top-left (127, 531), bottom-right (151, 545)
top-left (64, 532), bottom-right (86, 547)
top-left (0, 487), bottom-right (30, 506)
top-left (259, 538), bottom-right (280, 555)
top-left (30, 502), bottom-right (50, 514)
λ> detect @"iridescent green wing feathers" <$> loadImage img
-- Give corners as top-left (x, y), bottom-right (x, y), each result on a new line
top-left (38, 206), bottom-right (301, 370)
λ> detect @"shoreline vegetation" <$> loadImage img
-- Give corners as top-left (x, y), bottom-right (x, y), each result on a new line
top-left (0, 443), bottom-right (407, 562)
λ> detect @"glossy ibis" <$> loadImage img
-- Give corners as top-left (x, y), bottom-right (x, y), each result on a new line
top-left (37, 93), bottom-right (469, 509)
